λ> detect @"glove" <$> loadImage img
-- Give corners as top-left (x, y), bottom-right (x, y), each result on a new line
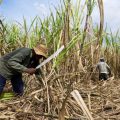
top-left (24, 68), bottom-right (36, 75)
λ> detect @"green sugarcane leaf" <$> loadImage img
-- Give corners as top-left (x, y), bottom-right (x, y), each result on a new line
top-left (0, 92), bottom-right (14, 100)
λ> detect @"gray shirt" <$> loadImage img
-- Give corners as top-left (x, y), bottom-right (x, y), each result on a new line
top-left (96, 62), bottom-right (110, 74)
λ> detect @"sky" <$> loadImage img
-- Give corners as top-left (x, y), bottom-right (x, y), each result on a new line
top-left (0, 0), bottom-right (120, 33)
top-left (0, 0), bottom-right (58, 23)
top-left (92, 0), bottom-right (120, 33)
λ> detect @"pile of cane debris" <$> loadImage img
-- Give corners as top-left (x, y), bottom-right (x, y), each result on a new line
top-left (0, 73), bottom-right (120, 120)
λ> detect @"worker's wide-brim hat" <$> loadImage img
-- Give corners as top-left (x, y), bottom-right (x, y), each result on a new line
top-left (33, 44), bottom-right (48, 58)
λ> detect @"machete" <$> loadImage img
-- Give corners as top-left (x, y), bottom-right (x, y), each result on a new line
top-left (36, 45), bottom-right (64, 69)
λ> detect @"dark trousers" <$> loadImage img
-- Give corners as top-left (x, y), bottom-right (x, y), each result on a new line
top-left (99, 73), bottom-right (108, 80)
top-left (0, 74), bottom-right (24, 94)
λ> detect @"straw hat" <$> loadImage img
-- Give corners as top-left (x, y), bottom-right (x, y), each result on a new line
top-left (33, 44), bottom-right (48, 58)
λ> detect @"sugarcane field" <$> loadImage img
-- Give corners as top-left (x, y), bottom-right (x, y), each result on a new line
top-left (0, 0), bottom-right (120, 120)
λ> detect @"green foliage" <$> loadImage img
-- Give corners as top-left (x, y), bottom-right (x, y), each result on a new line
top-left (0, 0), bottom-right (2, 5)
top-left (0, 92), bottom-right (14, 100)
top-left (86, 0), bottom-right (96, 16)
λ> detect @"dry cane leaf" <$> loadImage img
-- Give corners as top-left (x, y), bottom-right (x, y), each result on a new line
top-left (71, 90), bottom-right (94, 120)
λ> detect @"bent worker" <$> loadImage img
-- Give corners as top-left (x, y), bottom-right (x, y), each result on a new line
top-left (0, 44), bottom-right (47, 96)
top-left (96, 58), bottom-right (111, 80)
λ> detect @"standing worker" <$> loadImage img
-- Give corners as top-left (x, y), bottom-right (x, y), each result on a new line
top-left (0, 44), bottom-right (47, 96)
top-left (96, 58), bottom-right (111, 80)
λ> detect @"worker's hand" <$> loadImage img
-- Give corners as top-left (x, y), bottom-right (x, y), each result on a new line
top-left (25, 68), bottom-right (36, 75)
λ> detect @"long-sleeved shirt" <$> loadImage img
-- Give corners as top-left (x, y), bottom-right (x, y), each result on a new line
top-left (96, 61), bottom-right (111, 74)
top-left (0, 48), bottom-right (42, 80)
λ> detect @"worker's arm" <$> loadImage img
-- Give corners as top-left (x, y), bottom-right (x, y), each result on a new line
top-left (7, 49), bottom-right (36, 74)
top-left (96, 64), bottom-right (99, 71)
top-left (24, 68), bottom-right (36, 74)
top-left (106, 64), bottom-right (111, 76)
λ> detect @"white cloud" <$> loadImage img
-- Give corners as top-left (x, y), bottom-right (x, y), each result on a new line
top-left (103, 0), bottom-right (120, 32)
top-left (104, 0), bottom-right (120, 18)
top-left (33, 2), bottom-right (49, 17)
top-left (32, 0), bottom-right (120, 32)
top-left (93, 0), bottom-right (120, 32)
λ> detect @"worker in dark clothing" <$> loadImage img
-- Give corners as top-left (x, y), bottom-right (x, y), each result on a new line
top-left (96, 58), bottom-right (111, 80)
top-left (0, 44), bottom-right (47, 96)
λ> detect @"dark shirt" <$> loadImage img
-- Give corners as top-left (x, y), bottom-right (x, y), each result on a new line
top-left (0, 48), bottom-right (42, 79)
